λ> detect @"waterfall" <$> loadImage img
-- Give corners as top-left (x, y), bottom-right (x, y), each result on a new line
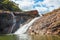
top-left (14, 17), bottom-right (40, 34)
top-left (10, 12), bottom-right (16, 33)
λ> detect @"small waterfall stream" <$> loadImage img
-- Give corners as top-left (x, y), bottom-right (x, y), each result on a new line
top-left (10, 12), bottom-right (16, 33)
top-left (14, 17), bottom-right (40, 34)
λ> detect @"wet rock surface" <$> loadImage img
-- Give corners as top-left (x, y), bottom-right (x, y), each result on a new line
top-left (0, 13), bottom-right (14, 34)
top-left (28, 8), bottom-right (60, 35)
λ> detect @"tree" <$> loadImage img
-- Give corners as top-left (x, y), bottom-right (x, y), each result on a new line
top-left (0, 0), bottom-right (22, 12)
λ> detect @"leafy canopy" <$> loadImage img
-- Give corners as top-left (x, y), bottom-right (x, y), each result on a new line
top-left (0, 0), bottom-right (22, 12)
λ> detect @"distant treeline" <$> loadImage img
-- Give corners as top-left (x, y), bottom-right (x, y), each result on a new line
top-left (0, 0), bottom-right (22, 12)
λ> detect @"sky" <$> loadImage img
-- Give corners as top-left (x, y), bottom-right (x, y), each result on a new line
top-left (11, 0), bottom-right (60, 14)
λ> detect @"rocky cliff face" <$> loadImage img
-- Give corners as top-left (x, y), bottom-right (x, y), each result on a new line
top-left (12, 10), bottom-right (39, 33)
top-left (28, 8), bottom-right (60, 35)
top-left (0, 10), bottom-right (39, 34)
top-left (0, 12), bottom-right (14, 34)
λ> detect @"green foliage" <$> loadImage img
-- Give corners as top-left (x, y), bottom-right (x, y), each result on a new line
top-left (0, 35), bottom-right (18, 40)
top-left (0, 0), bottom-right (22, 12)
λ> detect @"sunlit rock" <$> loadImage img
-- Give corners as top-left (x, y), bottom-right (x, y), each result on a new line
top-left (27, 8), bottom-right (60, 35)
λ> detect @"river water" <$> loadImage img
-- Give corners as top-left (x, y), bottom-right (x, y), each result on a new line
top-left (0, 34), bottom-right (60, 40)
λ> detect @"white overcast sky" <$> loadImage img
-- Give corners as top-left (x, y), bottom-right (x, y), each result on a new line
top-left (11, 0), bottom-right (60, 14)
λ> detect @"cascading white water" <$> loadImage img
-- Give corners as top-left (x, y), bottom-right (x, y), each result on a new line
top-left (14, 17), bottom-right (40, 34)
